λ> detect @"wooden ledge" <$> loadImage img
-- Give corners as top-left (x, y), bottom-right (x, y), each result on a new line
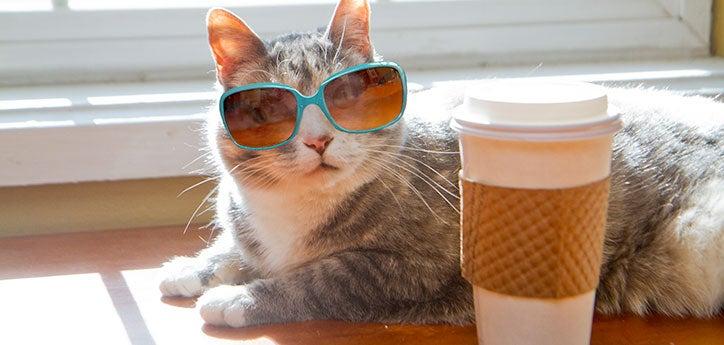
top-left (0, 226), bottom-right (721, 345)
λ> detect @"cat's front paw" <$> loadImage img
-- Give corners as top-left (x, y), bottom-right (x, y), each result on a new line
top-left (158, 256), bottom-right (211, 297)
top-left (197, 285), bottom-right (255, 327)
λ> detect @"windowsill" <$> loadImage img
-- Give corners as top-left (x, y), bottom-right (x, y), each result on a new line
top-left (1, 225), bottom-right (722, 344)
top-left (2, 57), bottom-right (723, 187)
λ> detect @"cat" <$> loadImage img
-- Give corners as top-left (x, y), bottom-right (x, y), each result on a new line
top-left (159, 0), bottom-right (723, 327)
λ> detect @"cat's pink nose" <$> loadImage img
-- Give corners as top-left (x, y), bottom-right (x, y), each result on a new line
top-left (303, 135), bottom-right (333, 155)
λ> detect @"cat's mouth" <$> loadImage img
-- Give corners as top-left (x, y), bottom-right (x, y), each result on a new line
top-left (320, 162), bottom-right (339, 170)
top-left (308, 162), bottom-right (340, 174)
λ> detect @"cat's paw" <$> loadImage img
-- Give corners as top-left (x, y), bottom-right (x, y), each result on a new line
top-left (158, 256), bottom-right (210, 297)
top-left (197, 284), bottom-right (254, 327)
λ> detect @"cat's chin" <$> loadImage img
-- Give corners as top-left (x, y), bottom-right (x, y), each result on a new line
top-left (292, 161), bottom-right (370, 192)
top-left (298, 163), bottom-right (343, 186)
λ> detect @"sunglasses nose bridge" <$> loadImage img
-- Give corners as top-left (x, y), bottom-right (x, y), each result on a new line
top-left (297, 90), bottom-right (325, 109)
top-left (297, 94), bottom-right (314, 112)
top-left (297, 91), bottom-right (331, 121)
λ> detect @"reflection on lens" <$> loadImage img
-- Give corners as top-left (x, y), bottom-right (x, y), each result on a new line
top-left (223, 88), bottom-right (297, 148)
top-left (324, 67), bottom-right (404, 131)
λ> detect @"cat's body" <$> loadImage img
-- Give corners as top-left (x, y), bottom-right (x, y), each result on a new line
top-left (159, 1), bottom-right (723, 327)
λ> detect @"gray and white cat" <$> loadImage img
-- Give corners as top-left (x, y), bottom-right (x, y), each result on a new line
top-left (159, 0), bottom-right (723, 327)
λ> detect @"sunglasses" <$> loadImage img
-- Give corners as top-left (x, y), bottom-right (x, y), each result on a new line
top-left (219, 61), bottom-right (407, 150)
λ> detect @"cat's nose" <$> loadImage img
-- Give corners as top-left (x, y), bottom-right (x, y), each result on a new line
top-left (302, 135), bottom-right (334, 155)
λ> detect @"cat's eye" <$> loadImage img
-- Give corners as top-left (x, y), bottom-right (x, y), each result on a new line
top-left (219, 62), bottom-right (407, 150)
top-left (324, 67), bottom-right (404, 132)
top-left (222, 88), bottom-right (298, 148)
top-left (325, 73), bottom-right (365, 109)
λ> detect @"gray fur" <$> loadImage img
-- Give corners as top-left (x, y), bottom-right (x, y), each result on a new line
top-left (159, 10), bottom-right (723, 327)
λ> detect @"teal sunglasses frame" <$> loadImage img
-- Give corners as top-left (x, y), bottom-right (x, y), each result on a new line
top-left (219, 61), bottom-right (407, 150)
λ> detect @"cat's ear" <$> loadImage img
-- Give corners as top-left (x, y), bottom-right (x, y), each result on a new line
top-left (325, 0), bottom-right (373, 58)
top-left (206, 8), bottom-right (267, 86)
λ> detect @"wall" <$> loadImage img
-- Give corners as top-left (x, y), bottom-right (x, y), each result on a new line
top-left (714, 0), bottom-right (724, 56)
top-left (0, 176), bottom-right (214, 237)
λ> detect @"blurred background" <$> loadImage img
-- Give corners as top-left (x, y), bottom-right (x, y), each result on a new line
top-left (1, 0), bottom-right (722, 237)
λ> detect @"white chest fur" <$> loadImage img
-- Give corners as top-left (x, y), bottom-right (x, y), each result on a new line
top-left (240, 187), bottom-right (344, 274)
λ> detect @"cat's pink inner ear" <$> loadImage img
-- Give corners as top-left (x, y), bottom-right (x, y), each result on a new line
top-left (206, 8), bottom-right (267, 85)
top-left (326, 0), bottom-right (372, 58)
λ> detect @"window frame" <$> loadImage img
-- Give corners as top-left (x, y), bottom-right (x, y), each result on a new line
top-left (0, 0), bottom-right (712, 86)
top-left (0, 0), bottom-right (716, 187)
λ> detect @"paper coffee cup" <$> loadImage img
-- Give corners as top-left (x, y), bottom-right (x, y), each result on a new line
top-left (451, 80), bottom-right (621, 345)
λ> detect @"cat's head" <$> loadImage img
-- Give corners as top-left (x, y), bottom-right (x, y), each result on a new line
top-left (205, 0), bottom-right (405, 193)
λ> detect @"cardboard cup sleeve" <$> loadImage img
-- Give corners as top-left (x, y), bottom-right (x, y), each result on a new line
top-left (460, 177), bottom-right (611, 298)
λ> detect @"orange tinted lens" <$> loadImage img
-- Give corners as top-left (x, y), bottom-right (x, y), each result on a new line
top-left (223, 88), bottom-right (297, 148)
top-left (324, 67), bottom-right (403, 131)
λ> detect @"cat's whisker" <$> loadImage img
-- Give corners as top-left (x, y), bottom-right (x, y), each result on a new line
top-left (226, 155), bottom-right (282, 179)
top-left (372, 154), bottom-right (458, 200)
top-left (356, 162), bottom-right (403, 213)
top-left (366, 144), bottom-right (459, 155)
top-left (188, 167), bottom-right (214, 175)
top-left (178, 157), bottom-right (253, 199)
top-left (177, 175), bottom-right (221, 198)
top-left (224, 162), bottom-right (261, 180)
top-left (233, 153), bottom-right (279, 167)
top-left (195, 204), bottom-right (215, 218)
top-left (373, 171), bottom-right (403, 214)
top-left (232, 162), bottom-right (285, 189)
top-left (204, 223), bottom-right (220, 244)
top-left (254, 161), bottom-right (297, 187)
top-left (257, 171), bottom-right (285, 189)
top-left (252, 167), bottom-right (282, 187)
top-left (184, 185), bottom-right (219, 235)
top-left (231, 167), bottom-right (274, 186)
top-left (367, 151), bottom-right (460, 200)
top-left (365, 148), bottom-right (459, 191)
top-left (367, 155), bottom-right (460, 214)
top-left (232, 165), bottom-right (266, 177)
top-left (226, 161), bottom-right (250, 174)
top-left (183, 152), bottom-right (213, 170)
top-left (380, 166), bottom-right (447, 224)
top-left (365, 158), bottom-right (447, 224)
top-left (200, 221), bottom-right (216, 230)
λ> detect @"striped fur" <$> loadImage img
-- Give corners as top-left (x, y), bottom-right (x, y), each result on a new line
top-left (159, 1), bottom-right (723, 327)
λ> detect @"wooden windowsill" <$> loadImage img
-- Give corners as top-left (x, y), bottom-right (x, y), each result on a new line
top-left (0, 226), bottom-right (721, 345)
top-left (0, 176), bottom-right (215, 238)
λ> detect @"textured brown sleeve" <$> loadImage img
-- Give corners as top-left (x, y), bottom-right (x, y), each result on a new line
top-left (460, 177), bottom-right (610, 298)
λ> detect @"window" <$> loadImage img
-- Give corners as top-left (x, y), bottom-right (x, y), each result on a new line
top-left (0, 0), bottom-right (712, 85)
top-left (0, 0), bottom-right (716, 186)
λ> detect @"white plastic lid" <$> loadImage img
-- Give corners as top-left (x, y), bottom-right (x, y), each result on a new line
top-left (451, 80), bottom-right (622, 141)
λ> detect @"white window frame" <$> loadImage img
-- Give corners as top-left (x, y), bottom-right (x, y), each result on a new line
top-left (0, 0), bottom-right (712, 85)
top-left (0, 0), bottom-right (716, 187)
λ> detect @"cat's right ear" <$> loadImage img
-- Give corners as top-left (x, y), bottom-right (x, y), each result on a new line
top-left (206, 8), bottom-right (267, 87)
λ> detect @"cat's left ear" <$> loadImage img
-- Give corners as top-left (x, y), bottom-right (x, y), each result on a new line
top-left (325, 0), bottom-right (373, 58)
top-left (207, 8), bottom-right (268, 86)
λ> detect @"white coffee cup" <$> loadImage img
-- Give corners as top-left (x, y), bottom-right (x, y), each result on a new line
top-left (451, 80), bottom-right (622, 345)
